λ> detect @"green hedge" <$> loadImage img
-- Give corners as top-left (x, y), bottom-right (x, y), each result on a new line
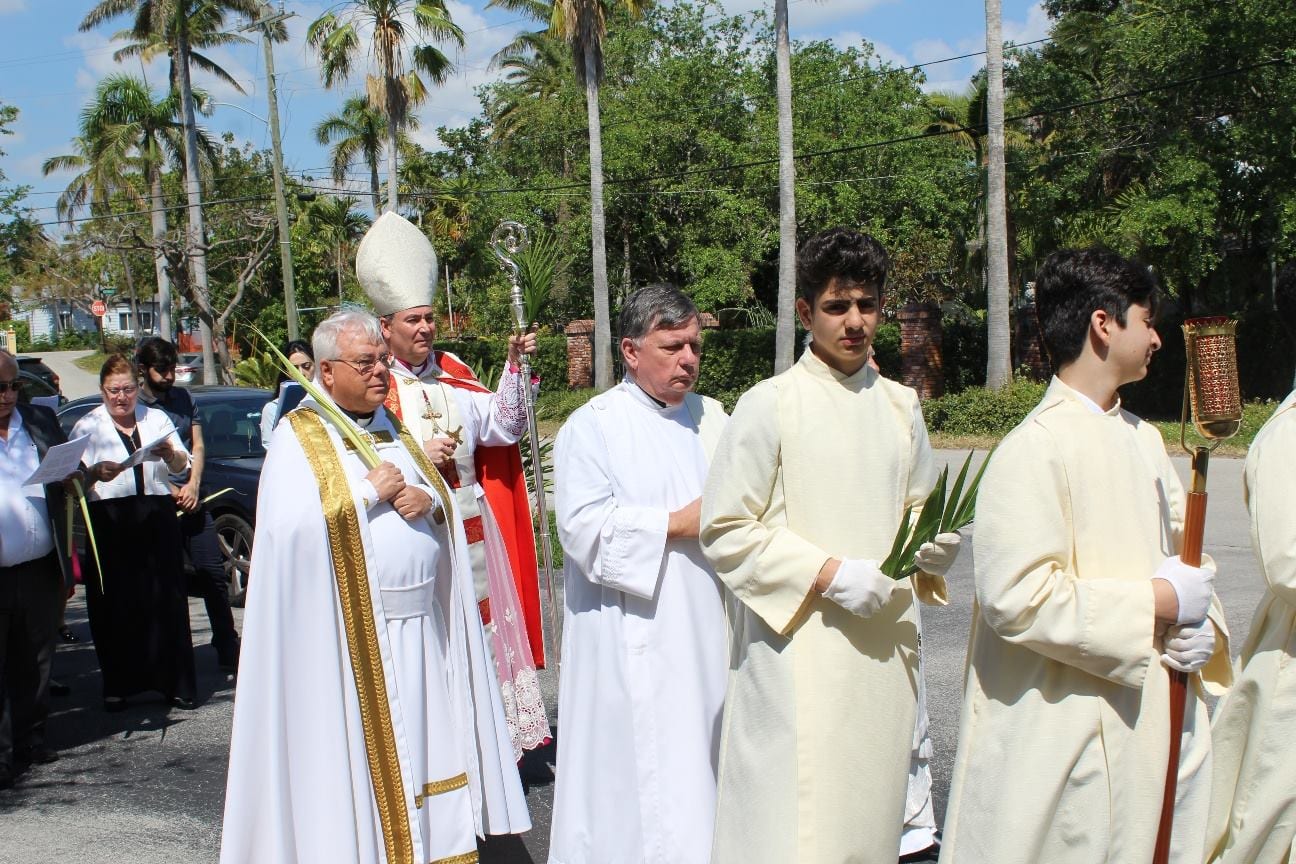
top-left (438, 334), bottom-right (566, 388)
top-left (923, 378), bottom-right (1049, 437)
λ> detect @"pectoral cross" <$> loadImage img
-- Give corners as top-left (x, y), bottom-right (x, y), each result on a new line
top-left (420, 390), bottom-right (441, 423)
top-left (446, 425), bottom-right (464, 446)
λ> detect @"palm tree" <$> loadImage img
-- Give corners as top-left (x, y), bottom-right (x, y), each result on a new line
top-left (308, 1), bottom-right (465, 213)
top-left (490, 0), bottom-right (651, 391)
top-left (108, 0), bottom-right (255, 97)
top-left (315, 96), bottom-right (418, 216)
top-left (984, 0), bottom-right (1011, 389)
top-left (772, 0), bottom-right (795, 373)
top-left (489, 28), bottom-right (572, 141)
top-left (81, 0), bottom-right (262, 384)
top-left (301, 197), bottom-right (372, 304)
top-left (43, 75), bottom-right (211, 340)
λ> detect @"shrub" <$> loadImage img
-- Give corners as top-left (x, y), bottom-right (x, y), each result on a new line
top-left (536, 388), bottom-right (598, 422)
top-left (923, 378), bottom-right (1049, 437)
top-left (438, 334), bottom-right (566, 389)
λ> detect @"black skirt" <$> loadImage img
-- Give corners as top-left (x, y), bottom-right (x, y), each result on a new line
top-left (85, 494), bottom-right (197, 701)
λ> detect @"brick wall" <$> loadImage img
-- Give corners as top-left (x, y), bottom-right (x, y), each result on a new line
top-left (898, 302), bottom-right (944, 400)
top-left (565, 319), bottom-right (595, 389)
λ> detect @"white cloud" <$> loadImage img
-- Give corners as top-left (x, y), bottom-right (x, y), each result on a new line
top-left (1004, 2), bottom-right (1051, 47)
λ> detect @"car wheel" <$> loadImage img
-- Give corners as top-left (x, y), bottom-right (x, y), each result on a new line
top-left (214, 512), bottom-right (254, 607)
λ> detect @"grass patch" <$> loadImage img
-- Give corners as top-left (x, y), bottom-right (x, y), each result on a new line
top-left (536, 388), bottom-right (598, 425)
top-left (1149, 399), bottom-right (1278, 458)
top-left (74, 352), bottom-right (109, 374)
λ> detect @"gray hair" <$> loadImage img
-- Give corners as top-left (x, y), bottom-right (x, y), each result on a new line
top-left (619, 283), bottom-right (699, 343)
top-left (311, 309), bottom-right (385, 377)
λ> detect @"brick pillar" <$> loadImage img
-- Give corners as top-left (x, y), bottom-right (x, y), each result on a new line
top-left (1014, 304), bottom-right (1051, 380)
top-left (565, 319), bottom-right (595, 389)
top-left (898, 301), bottom-right (944, 400)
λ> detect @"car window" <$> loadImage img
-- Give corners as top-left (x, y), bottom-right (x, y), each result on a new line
top-left (17, 372), bottom-right (56, 402)
top-left (198, 396), bottom-right (266, 459)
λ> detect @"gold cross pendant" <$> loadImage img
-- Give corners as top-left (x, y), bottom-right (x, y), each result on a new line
top-left (447, 425), bottom-right (464, 446)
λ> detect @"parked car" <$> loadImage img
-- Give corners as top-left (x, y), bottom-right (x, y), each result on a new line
top-left (17, 369), bottom-right (67, 406)
top-left (16, 355), bottom-right (61, 394)
top-left (174, 353), bottom-right (203, 384)
top-left (58, 385), bottom-right (269, 606)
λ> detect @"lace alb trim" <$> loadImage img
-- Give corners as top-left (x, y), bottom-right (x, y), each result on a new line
top-left (498, 665), bottom-right (551, 761)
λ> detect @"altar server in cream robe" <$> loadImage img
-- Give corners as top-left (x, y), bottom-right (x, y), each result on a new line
top-left (701, 228), bottom-right (962, 864)
top-left (940, 249), bottom-right (1231, 864)
top-left (549, 284), bottom-right (730, 864)
top-left (1206, 260), bottom-right (1296, 864)
top-left (356, 212), bottom-right (551, 759)
top-left (220, 311), bottom-right (528, 864)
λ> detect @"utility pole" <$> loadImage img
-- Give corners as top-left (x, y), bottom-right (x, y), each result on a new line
top-left (242, 3), bottom-right (299, 340)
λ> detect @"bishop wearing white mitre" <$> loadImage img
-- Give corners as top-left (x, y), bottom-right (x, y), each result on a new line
top-left (220, 310), bottom-right (529, 864)
top-left (548, 284), bottom-right (730, 864)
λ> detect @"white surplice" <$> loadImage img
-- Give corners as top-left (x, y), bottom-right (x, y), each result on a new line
top-left (549, 380), bottom-right (729, 864)
top-left (220, 399), bottom-right (528, 864)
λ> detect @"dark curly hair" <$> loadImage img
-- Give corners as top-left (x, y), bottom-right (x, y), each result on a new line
top-left (796, 227), bottom-right (890, 306)
top-left (1035, 247), bottom-right (1160, 369)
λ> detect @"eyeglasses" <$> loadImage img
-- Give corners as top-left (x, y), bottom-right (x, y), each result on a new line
top-left (103, 385), bottom-right (139, 396)
top-left (0, 379), bottom-right (19, 393)
top-left (330, 353), bottom-right (392, 378)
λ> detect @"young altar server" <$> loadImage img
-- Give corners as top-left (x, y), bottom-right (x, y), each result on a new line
top-left (939, 248), bottom-right (1232, 864)
top-left (1205, 259), bottom-right (1296, 864)
top-left (700, 227), bottom-right (962, 864)
top-left (549, 284), bottom-right (730, 864)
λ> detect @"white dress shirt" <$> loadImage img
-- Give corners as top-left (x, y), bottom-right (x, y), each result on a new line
top-left (0, 409), bottom-right (55, 568)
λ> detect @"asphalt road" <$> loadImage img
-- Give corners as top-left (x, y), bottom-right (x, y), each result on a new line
top-left (30, 350), bottom-right (100, 401)
top-left (0, 451), bottom-right (1268, 864)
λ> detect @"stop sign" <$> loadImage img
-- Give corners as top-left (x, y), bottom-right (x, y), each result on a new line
top-left (91, 300), bottom-right (107, 317)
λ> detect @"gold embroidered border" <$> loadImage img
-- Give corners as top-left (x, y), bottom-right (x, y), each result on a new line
top-left (289, 409), bottom-right (414, 864)
top-left (415, 772), bottom-right (469, 808)
top-left (429, 852), bottom-right (478, 864)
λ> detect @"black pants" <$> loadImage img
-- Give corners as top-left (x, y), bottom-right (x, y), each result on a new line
top-left (180, 507), bottom-right (240, 667)
top-left (0, 553), bottom-right (61, 769)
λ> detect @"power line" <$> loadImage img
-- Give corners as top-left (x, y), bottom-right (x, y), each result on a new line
top-left (27, 54), bottom-right (1284, 223)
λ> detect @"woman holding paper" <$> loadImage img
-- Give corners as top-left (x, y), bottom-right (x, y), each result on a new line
top-left (72, 355), bottom-right (197, 712)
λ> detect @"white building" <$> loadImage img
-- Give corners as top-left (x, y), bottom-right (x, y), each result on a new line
top-left (17, 297), bottom-right (162, 343)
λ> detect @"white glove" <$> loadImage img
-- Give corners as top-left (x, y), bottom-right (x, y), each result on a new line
top-left (1161, 618), bottom-right (1216, 673)
top-left (1153, 555), bottom-right (1214, 624)
top-left (822, 559), bottom-right (894, 619)
top-left (913, 531), bottom-right (962, 578)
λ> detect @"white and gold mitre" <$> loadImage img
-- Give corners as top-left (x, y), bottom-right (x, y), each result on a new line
top-left (355, 211), bottom-right (439, 316)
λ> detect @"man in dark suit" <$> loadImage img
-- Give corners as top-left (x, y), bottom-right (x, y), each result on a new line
top-left (0, 350), bottom-right (72, 788)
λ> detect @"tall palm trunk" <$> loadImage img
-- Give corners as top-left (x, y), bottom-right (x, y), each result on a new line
top-left (148, 168), bottom-right (172, 339)
top-left (175, 19), bottom-right (216, 383)
top-left (773, 0), bottom-right (796, 373)
top-left (370, 161), bottom-right (382, 216)
top-left (984, 0), bottom-right (1012, 390)
top-left (386, 126), bottom-right (398, 212)
top-left (584, 45), bottom-right (613, 391)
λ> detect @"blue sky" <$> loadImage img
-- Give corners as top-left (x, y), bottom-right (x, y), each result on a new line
top-left (1, 0), bottom-right (1049, 226)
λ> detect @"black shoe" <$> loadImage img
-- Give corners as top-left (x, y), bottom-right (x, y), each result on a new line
top-left (103, 697), bottom-right (127, 713)
top-left (0, 765), bottom-right (13, 790)
top-left (49, 679), bottom-right (70, 698)
top-left (169, 696), bottom-right (197, 711)
top-left (58, 626), bottom-right (79, 643)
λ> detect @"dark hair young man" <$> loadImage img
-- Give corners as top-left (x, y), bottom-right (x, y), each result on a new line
top-left (1206, 258), bottom-right (1296, 863)
top-left (135, 337), bottom-right (240, 673)
top-left (940, 248), bottom-right (1231, 863)
top-left (700, 227), bottom-right (959, 864)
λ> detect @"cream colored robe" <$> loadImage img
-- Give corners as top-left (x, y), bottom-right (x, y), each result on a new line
top-left (1206, 390), bottom-right (1296, 864)
top-left (940, 378), bottom-right (1231, 864)
top-left (700, 349), bottom-right (943, 864)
